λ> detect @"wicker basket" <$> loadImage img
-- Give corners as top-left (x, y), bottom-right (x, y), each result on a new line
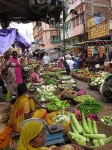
top-left (53, 89), bottom-right (62, 99)
top-left (88, 82), bottom-right (99, 91)
top-left (0, 102), bottom-right (11, 123)
top-left (0, 102), bottom-right (11, 113)
top-left (38, 100), bottom-right (52, 103)
top-left (62, 92), bottom-right (77, 99)
top-left (67, 121), bottom-right (112, 150)
top-left (97, 108), bottom-right (112, 124)
top-left (61, 88), bottom-right (77, 99)
top-left (95, 143), bottom-right (112, 150)
top-left (0, 113), bottom-right (10, 123)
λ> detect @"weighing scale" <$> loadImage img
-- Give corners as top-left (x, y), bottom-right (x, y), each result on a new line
top-left (45, 123), bottom-right (65, 146)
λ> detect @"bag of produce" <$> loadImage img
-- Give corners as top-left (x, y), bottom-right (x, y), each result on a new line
top-left (77, 89), bottom-right (86, 96)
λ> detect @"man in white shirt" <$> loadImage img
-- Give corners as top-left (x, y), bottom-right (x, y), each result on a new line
top-left (66, 57), bottom-right (75, 71)
top-left (42, 53), bottom-right (50, 72)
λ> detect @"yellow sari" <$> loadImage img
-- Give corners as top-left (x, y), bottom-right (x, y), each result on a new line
top-left (10, 95), bottom-right (47, 132)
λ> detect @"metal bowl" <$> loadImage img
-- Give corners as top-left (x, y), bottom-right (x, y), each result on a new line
top-left (21, 118), bottom-right (46, 128)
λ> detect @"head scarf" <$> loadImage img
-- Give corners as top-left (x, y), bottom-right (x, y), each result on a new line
top-left (18, 121), bottom-right (43, 150)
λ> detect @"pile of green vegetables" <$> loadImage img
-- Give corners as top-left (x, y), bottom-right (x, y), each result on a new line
top-left (48, 71), bottom-right (60, 76)
top-left (74, 94), bottom-right (96, 103)
top-left (74, 69), bottom-right (83, 73)
top-left (59, 76), bottom-right (72, 80)
top-left (42, 75), bottom-right (57, 85)
top-left (77, 99), bottom-right (104, 114)
top-left (69, 113), bottom-right (112, 148)
top-left (101, 115), bottom-right (112, 126)
top-left (46, 97), bottom-right (70, 110)
top-left (58, 83), bottom-right (76, 89)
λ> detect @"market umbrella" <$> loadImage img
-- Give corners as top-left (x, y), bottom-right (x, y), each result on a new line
top-left (33, 49), bottom-right (45, 59)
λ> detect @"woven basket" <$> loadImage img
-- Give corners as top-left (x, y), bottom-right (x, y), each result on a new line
top-left (67, 121), bottom-right (112, 150)
top-left (53, 89), bottom-right (62, 99)
top-left (97, 108), bottom-right (112, 124)
top-left (0, 113), bottom-right (10, 123)
top-left (61, 88), bottom-right (77, 99)
top-left (88, 82), bottom-right (99, 91)
top-left (62, 92), bottom-right (77, 99)
top-left (83, 77), bottom-right (91, 83)
top-left (0, 102), bottom-right (11, 113)
top-left (0, 123), bottom-right (6, 133)
top-left (95, 143), bottom-right (112, 150)
top-left (0, 102), bottom-right (11, 123)
top-left (39, 100), bottom-right (52, 103)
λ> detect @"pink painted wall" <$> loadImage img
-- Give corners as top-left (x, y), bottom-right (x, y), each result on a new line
top-left (38, 22), bottom-right (60, 51)
top-left (70, 0), bottom-right (84, 9)
top-left (70, 0), bottom-right (85, 37)
top-left (72, 24), bottom-right (84, 36)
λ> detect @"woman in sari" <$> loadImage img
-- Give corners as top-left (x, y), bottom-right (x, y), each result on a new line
top-left (30, 66), bottom-right (44, 85)
top-left (10, 83), bottom-right (47, 133)
top-left (4, 51), bottom-right (22, 95)
top-left (18, 121), bottom-right (83, 150)
top-left (57, 55), bottom-right (63, 69)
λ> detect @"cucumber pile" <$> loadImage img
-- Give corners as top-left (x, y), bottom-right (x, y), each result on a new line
top-left (101, 115), bottom-right (112, 126)
top-left (68, 113), bottom-right (112, 148)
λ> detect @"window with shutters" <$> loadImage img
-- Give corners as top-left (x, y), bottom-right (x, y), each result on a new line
top-left (51, 36), bottom-right (60, 43)
top-left (80, 14), bottom-right (83, 24)
top-left (73, 18), bottom-right (76, 27)
top-left (50, 20), bottom-right (58, 27)
top-left (76, 16), bottom-right (79, 26)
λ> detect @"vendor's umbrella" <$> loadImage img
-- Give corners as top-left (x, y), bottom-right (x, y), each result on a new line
top-left (33, 49), bottom-right (45, 59)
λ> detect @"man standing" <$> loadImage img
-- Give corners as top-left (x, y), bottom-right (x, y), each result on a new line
top-left (42, 53), bottom-right (50, 73)
top-left (66, 57), bottom-right (76, 71)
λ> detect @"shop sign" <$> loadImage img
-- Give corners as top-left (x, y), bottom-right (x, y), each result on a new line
top-left (87, 17), bottom-right (95, 28)
top-left (88, 21), bottom-right (112, 40)
top-left (50, 30), bottom-right (59, 36)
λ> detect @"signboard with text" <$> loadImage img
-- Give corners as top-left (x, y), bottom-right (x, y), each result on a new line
top-left (88, 21), bottom-right (112, 40)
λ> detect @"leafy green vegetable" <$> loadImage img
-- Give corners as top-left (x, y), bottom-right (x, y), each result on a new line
top-left (46, 97), bottom-right (69, 110)
top-left (74, 94), bottom-right (96, 103)
top-left (77, 99), bottom-right (104, 114)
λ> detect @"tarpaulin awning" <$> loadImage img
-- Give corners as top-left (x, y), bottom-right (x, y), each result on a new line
top-left (0, 0), bottom-right (67, 28)
top-left (0, 28), bottom-right (32, 54)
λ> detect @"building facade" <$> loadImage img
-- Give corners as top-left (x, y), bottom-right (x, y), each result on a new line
top-left (60, 0), bottom-right (110, 53)
top-left (33, 0), bottom-right (110, 56)
top-left (33, 20), bottom-right (61, 60)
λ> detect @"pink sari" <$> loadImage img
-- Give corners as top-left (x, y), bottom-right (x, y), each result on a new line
top-left (9, 58), bottom-right (22, 85)
top-left (58, 56), bottom-right (63, 68)
top-left (30, 72), bottom-right (44, 84)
